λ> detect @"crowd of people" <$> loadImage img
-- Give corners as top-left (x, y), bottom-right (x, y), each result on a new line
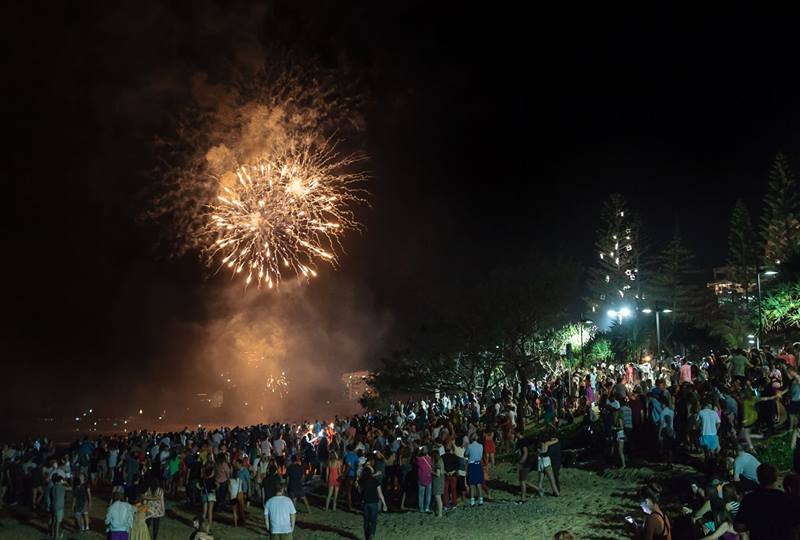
top-left (1, 341), bottom-right (799, 539)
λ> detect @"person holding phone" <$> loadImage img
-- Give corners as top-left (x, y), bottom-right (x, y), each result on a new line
top-left (640, 484), bottom-right (671, 540)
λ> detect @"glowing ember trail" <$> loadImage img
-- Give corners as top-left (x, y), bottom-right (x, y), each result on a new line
top-left (204, 142), bottom-right (366, 288)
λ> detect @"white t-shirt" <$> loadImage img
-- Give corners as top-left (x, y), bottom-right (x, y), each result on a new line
top-left (228, 478), bottom-right (241, 499)
top-left (698, 408), bottom-right (719, 436)
top-left (265, 495), bottom-right (296, 534)
top-left (441, 396), bottom-right (451, 410)
top-left (273, 439), bottom-right (286, 456)
top-left (260, 439), bottom-right (272, 456)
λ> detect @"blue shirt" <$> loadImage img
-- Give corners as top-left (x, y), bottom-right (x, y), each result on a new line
top-left (344, 451), bottom-right (359, 478)
top-left (734, 452), bottom-right (761, 482)
top-left (649, 396), bottom-right (663, 424)
top-left (465, 441), bottom-right (483, 464)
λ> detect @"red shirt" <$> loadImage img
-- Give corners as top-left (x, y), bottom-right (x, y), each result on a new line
top-left (779, 352), bottom-right (797, 368)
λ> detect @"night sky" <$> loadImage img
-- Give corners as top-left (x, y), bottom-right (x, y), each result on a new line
top-left (5, 3), bottom-right (800, 428)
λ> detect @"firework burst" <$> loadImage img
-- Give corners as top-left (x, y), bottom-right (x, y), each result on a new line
top-left (149, 64), bottom-right (367, 288)
top-left (205, 141), bottom-right (365, 288)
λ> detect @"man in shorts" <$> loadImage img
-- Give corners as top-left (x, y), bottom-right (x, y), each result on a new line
top-left (697, 401), bottom-right (721, 461)
top-left (465, 435), bottom-right (484, 506)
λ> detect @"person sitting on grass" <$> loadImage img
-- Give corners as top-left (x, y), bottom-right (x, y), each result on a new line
top-left (189, 516), bottom-right (214, 540)
top-left (639, 483), bottom-right (671, 540)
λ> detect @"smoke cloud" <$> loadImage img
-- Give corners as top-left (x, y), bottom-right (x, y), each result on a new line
top-left (148, 277), bottom-right (392, 427)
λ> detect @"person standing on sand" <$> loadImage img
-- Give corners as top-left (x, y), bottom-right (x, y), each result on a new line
top-left (441, 444), bottom-right (459, 509)
top-left (130, 496), bottom-right (151, 540)
top-left (516, 435), bottom-right (541, 501)
top-left (416, 446), bottom-right (432, 513)
top-left (46, 473), bottom-right (66, 539)
top-left (609, 399), bottom-right (626, 469)
top-left (106, 490), bottom-right (135, 540)
top-left (697, 401), bottom-right (721, 463)
top-left (72, 472), bottom-right (92, 533)
top-left (359, 466), bottom-right (388, 540)
top-left (143, 476), bottom-right (165, 540)
top-left (465, 434), bottom-right (484, 506)
top-left (537, 438), bottom-right (560, 497)
top-left (431, 450), bottom-right (444, 517)
top-left (264, 483), bottom-right (296, 540)
top-left (286, 454), bottom-right (310, 514)
top-left (324, 453), bottom-right (342, 511)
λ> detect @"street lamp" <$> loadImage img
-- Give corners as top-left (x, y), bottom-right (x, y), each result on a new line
top-left (608, 306), bottom-right (632, 325)
top-left (642, 307), bottom-right (672, 363)
top-left (755, 268), bottom-right (778, 348)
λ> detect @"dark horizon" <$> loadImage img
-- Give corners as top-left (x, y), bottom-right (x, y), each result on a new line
top-left (5, 3), bottom-right (800, 432)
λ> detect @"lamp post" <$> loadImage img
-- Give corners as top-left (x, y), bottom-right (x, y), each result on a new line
top-left (755, 268), bottom-right (778, 349)
top-left (642, 307), bottom-right (672, 363)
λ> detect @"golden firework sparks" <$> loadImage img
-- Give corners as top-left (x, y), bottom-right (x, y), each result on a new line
top-left (204, 141), bottom-right (365, 288)
top-left (265, 370), bottom-right (289, 397)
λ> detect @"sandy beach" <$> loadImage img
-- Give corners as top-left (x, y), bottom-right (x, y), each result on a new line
top-left (0, 459), bottom-right (656, 540)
